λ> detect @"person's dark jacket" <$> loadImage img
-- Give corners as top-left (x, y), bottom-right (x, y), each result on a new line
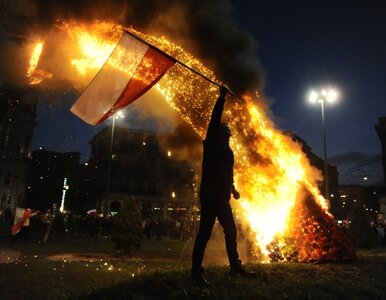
top-left (199, 95), bottom-right (234, 204)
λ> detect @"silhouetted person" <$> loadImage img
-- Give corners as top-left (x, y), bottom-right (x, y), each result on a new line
top-left (40, 209), bottom-right (53, 245)
top-left (3, 205), bottom-right (13, 227)
top-left (191, 86), bottom-right (254, 288)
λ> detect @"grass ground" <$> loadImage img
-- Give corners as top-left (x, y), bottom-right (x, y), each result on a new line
top-left (0, 233), bottom-right (385, 300)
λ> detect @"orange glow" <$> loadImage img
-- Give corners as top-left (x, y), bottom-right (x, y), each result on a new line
top-left (58, 21), bottom-right (123, 76)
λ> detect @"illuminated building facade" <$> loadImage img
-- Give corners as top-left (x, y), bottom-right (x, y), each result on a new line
top-left (80, 126), bottom-right (197, 218)
top-left (338, 185), bottom-right (385, 221)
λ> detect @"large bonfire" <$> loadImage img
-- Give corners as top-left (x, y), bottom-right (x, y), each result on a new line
top-left (26, 20), bottom-right (356, 263)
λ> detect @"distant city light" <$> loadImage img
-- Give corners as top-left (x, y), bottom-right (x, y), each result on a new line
top-left (60, 177), bottom-right (68, 212)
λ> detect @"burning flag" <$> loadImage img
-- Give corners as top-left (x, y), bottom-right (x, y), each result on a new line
top-left (70, 31), bottom-right (176, 125)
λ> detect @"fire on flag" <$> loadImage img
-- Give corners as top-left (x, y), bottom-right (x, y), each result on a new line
top-left (70, 31), bottom-right (176, 125)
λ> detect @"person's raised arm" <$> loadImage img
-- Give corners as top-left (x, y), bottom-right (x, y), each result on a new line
top-left (205, 86), bottom-right (229, 138)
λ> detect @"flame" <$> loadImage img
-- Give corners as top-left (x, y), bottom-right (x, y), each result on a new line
top-left (72, 33), bottom-right (115, 75)
top-left (30, 20), bottom-right (356, 262)
top-left (58, 21), bottom-right (123, 76)
top-left (27, 41), bottom-right (52, 85)
top-left (27, 42), bottom-right (43, 77)
top-left (219, 96), bottom-right (314, 259)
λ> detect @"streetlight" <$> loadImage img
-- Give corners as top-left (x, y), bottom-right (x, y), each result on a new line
top-left (309, 88), bottom-right (338, 207)
top-left (104, 111), bottom-right (124, 210)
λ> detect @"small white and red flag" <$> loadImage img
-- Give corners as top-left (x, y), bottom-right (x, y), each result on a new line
top-left (71, 31), bottom-right (176, 125)
top-left (11, 207), bottom-right (32, 235)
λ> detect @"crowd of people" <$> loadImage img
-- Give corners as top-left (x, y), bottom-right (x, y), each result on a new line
top-left (0, 206), bottom-right (198, 244)
top-left (1, 206), bottom-right (386, 247)
top-left (372, 215), bottom-right (386, 246)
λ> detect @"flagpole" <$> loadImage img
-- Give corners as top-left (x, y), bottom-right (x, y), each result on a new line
top-left (124, 29), bottom-right (239, 98)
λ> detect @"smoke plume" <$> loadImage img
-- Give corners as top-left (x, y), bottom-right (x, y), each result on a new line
top-left (0, 0), bottom-right (266, 167)
top-left (0, 0), bottom-right (265, 94)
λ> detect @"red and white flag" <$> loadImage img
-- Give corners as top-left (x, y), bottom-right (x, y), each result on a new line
top-left (71, 32), bottom-right (176, 125)
top-left (11, 207), bottom-right (31, 235)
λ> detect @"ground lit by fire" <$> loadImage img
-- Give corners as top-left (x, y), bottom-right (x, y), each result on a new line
top-left (26, 20), bottom-right (356, 263)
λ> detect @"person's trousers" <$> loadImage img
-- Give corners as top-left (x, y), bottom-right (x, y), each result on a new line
top-left (192, 201), bottom-right (240, 276)
top-left (11, 226), bottom-right (30, 243)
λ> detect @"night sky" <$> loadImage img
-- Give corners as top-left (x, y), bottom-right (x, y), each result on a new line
top-left (14, 0), bottom-right (386, 186)
top-left (232, 1), bottom-right (386, 185)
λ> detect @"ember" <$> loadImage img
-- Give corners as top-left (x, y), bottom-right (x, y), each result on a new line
top-left (28, 20), bottom-right (356, 263)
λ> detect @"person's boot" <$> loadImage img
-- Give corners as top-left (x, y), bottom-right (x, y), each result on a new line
top-left (229, 260), bottom-right (256, 278)
top-left (192, 267), bottom-right (211, 289)
top-left (192, 274), bottom-right (211, 289)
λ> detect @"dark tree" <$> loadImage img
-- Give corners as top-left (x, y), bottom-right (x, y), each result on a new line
top-left (111, 197), bottom-right (142, 254)
top-left (348, 203), bottom-right (378, 249)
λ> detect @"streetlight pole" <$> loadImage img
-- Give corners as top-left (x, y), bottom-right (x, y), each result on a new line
top-left (104, 111), bottom-right (124, 212)
top-left (309, 88), bottom-right (338, 208)
top-left (106, 116), bottom-right (116, 195)
top-left (320, 98), bottom-right (329, 205)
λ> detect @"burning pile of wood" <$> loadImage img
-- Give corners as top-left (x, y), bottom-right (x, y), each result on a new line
top-left (288, 188), bottom-right (357, 263)
top-left (262, 187), bottom-right (356, 263)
